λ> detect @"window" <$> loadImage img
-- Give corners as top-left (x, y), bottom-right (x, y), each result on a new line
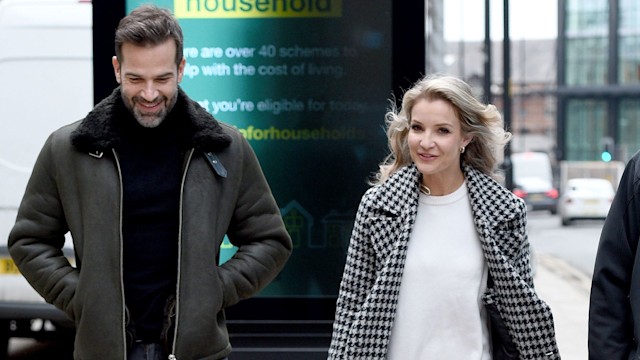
top-left (619, 0), bottom-right (640, 84)
top-left (618, 99), bottom-right (640, 161)
top-left (566, 99), bottom-right (607, 160)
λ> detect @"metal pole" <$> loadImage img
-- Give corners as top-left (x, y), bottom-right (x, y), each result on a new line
top-left (520, 37), bottom-right (526, 151)
top-left (484, 0), bottom-right (492, 103)
top-left (503, 0), bottom-right (513, 190)
top-left (458, 0), bottom-right (465, 78)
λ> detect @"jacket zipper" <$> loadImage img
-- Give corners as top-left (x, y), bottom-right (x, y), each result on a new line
top-left (112, 148), bottom-right (194, 360)
top-left (167, 148), bottom-right (195, 360)
top-left (112, 149), bottom-right (128, 360)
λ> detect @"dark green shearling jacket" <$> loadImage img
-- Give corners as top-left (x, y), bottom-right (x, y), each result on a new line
top-left (8, 87), bottom-right (292, 359)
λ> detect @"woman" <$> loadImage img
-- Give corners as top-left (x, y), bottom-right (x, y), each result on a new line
top-left (328, 74), bottom-right (559, 359)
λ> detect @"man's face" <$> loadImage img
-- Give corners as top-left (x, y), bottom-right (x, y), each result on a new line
top-left (112, 39), bottom-right (185, 128)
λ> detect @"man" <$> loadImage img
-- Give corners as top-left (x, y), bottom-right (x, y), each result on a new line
top-left (589, 150), bottom-right (640, 359)
top-left (8, 4), bottom-right (292, 360)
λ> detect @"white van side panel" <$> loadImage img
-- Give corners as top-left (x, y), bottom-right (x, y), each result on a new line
top-left (511, 152), bottom-right (553, 184)
top-left (0, 0), bottom-right (92, 304)
top-left (0, 0), bottom-right (93, 169)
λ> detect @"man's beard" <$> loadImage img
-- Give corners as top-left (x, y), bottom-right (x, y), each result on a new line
top-left (122, 91), bottom-right (178, 128)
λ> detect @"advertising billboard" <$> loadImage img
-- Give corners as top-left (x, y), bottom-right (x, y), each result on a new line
top-left (93, 0), bottom-right (424, 321)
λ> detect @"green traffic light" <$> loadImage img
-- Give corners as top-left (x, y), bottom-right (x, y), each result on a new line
top-left (601, 151), bottom-right (612, 162)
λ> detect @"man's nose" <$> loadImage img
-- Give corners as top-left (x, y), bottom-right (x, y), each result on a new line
top-left (140, 81), bottom-right (159, 101)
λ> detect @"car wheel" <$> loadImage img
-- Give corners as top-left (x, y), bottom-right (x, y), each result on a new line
top-left (561, 217), bottom-right (571, 226)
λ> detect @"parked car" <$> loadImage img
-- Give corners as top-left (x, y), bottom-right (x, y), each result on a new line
top-left (559, 178), bottom-right (615, 226)
top-left (511, 152), bottom-right (559, 214)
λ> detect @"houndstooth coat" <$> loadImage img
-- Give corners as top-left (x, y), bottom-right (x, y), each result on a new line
top-left (328, 163), bottom-right (560, 359)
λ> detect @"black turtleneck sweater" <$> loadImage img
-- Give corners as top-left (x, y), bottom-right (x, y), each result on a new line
top-left (116, 102), bottom-right (185, 343)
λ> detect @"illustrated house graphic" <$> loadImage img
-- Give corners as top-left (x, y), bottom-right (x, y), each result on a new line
top-left (281, 200), bottom-right (313, 249)
top-left (321, 210), bottom-right (353, 249)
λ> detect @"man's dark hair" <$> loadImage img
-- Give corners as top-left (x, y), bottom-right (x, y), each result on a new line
top-left (114, 4), bottom-right (184, 66)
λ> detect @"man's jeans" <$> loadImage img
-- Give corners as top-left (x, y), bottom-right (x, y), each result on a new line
top-left (128, 341), bottom-right (230, 360)
top-left (128, 342), bottom-right (166, 360)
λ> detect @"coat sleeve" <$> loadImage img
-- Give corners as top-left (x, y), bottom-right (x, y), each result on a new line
top-left (217, 135), bottom-right (292, 306)
top-left (328, 190), bottom-right (377, 359)
top-left (8, 133), bottom-right (79, 318)
top-left (589, 156), bottom-right (640, 359)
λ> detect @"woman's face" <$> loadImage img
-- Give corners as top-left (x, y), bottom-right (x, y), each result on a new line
top-left (407, 97), bottom-right (472, 181)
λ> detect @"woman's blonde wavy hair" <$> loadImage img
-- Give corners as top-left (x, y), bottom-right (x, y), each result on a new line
top-left (372, 74), bottom-right (512, 185)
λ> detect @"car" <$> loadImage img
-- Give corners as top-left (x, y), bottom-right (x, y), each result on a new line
top-left (559, 178), bottom-right (615, 226)
top-left (511, 152), bottom-right (559, 214)
top-left (512, 177), bottom-right (559, 214)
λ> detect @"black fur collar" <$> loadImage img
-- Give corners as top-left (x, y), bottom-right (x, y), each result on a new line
top-left (71, 87), bottom-right (231, 153)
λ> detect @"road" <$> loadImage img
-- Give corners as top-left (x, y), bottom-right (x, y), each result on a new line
top-left (527, 210), bottom-right (604, 360)
top-left (527, 210), bottom-right (603, 278)
top-left (8, 210), bottom-right (604, 359)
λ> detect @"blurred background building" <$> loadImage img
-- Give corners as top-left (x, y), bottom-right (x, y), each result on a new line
top-left (558, 0), bottom-right (640, 163)
top-left (428, 0), bottom-right (640, 165)
top-left (442, 39), bottom-right (557, 156)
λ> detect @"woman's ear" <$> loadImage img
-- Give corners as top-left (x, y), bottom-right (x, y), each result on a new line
top-left (462, 135), bottom-right (474, 148)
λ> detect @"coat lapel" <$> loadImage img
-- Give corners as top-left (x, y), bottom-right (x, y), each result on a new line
top-left (368, 165), bottom-right (420, 217)
top-left (365, 165), bottom-right (421, 263)
top-left (464, 164), bottom-right (520, 244)
top-left (367, 163), bottom-right (523, 260)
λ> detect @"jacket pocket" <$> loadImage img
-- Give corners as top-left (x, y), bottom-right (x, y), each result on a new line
top-left (484, 291), bottom-right (519, 360)
top-left (161, 294), bottom-right (177, 355)
top-left (124, 306), bottom-right (135, 352)
top-left (67, 292), bottom-right (81, 323)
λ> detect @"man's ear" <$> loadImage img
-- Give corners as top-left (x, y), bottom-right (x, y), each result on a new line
top-left (112, 56), bottom-right (121, 84)
top-left (177, 58), bottom-right (186, 83)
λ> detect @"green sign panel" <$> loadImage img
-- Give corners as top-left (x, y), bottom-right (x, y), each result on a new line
top-left (127, 0), bottom-right (392, 297)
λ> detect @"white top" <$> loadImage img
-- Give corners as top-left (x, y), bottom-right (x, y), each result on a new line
top-left (386, 183), bottom-right (491, 360)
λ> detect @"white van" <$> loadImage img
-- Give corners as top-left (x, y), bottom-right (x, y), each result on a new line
top-left (0, 0), bottom-right (92, 350)
top-left (511, 152), bottom-right (559, 214)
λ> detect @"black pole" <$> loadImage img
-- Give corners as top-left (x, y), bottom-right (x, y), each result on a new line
top-left (392, 1), bottom-right (426, 102)
top-left (483, 0), bottom-right (492, 103)
top-left (92, 1), bottom-right (126, 105)
top-left (503, 0), bottom-right (513, 190)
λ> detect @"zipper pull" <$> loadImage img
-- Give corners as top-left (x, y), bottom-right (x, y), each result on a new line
top-left (168, 355), bottom-right (177, 360)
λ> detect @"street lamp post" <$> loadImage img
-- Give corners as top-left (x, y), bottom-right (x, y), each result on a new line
top-left (503, 0), bottom-right (513, 190)
top-left (484, 0), bottom-right (492, 104)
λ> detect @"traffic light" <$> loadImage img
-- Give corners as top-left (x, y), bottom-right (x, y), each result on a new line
top-left (601, 137), bottom-right (614, 162)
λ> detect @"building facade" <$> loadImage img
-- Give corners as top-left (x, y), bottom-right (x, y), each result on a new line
top-left (442, 39), bottom-right (558, 156)
top-left (558, 0), bottom-right (640, 162)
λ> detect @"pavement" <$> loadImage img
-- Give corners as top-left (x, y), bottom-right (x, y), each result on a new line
top-left (535, 252), bottom-right (591, 360)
